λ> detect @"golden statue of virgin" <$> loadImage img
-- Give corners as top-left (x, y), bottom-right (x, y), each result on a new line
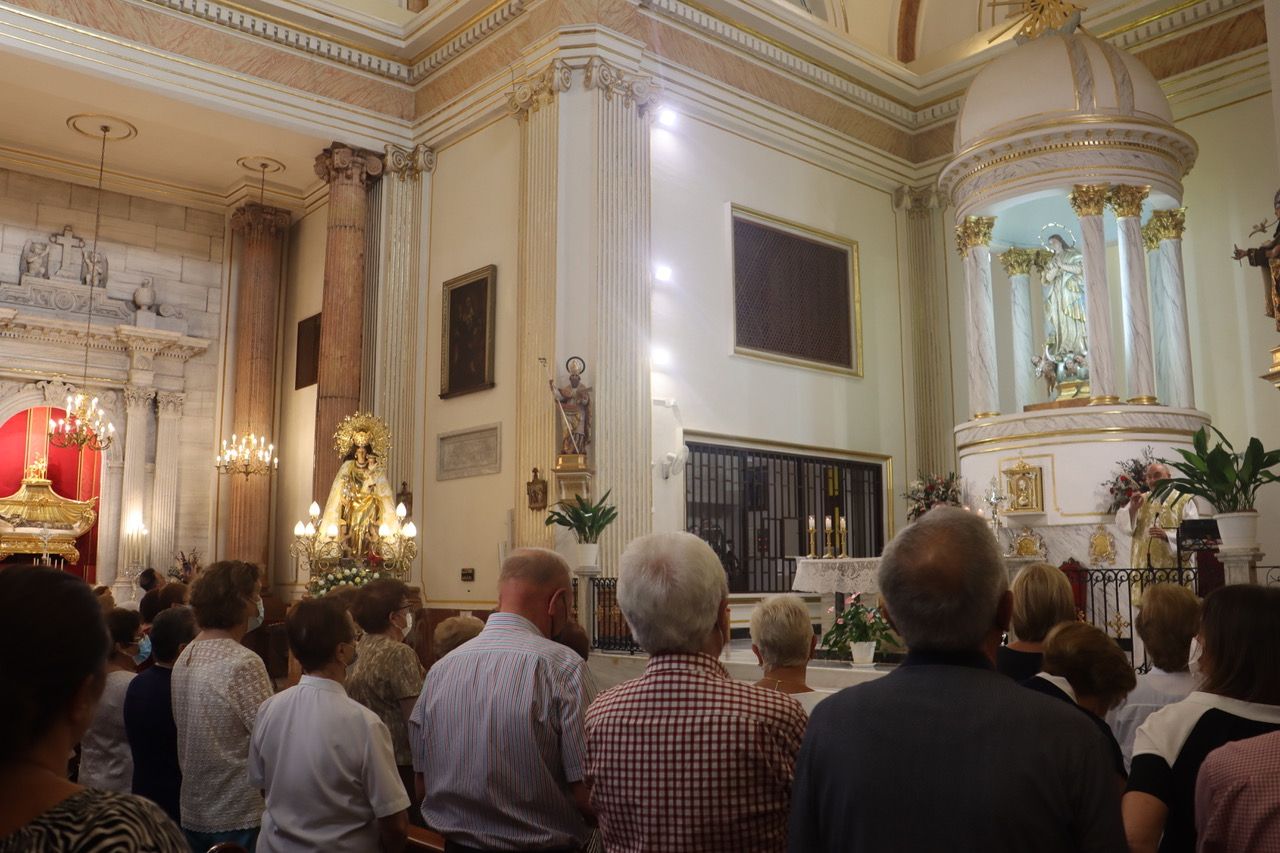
top-left (320, 412), bottom-right (397, 560)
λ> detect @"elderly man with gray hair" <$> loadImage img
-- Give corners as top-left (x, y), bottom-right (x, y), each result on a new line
top-left (409, 548), bottom-right (594, 853)
top-left (789, 507), bottom-right (1126, 853)
top-left (585, 532), bottom-right (806, 853)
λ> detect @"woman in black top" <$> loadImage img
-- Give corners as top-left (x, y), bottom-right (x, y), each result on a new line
top-left (998, 561), bottom-right (1076, 681)
top-left (0, 565), bottom-right (187, 852)
top-left (1122, 585), bottom-right (1280, 853)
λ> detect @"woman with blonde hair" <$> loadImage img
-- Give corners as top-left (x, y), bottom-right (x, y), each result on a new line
top-left (997, 562), bottom-right (1076, 681)
top-left (750, 594), bottom-right (827, 714)
top-left (1108, 583), bottom-right (1200, 769)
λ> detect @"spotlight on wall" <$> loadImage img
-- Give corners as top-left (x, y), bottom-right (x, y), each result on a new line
top-left (654, 264), bottom-right (673, 282)
top-left (651, 345), bottom-right (673, 368)
top-left (657, 107), bottom-right (678, 127)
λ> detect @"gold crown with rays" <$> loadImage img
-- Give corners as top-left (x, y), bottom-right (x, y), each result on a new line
top-left (333, 411), bottom-right (391, 460)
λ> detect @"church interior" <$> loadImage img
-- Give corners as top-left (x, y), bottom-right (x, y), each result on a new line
top-left (4, 0), bottom-right (1280, 840)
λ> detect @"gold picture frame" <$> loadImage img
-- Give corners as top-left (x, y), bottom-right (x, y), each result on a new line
top-left (1002, 460), bottom-right (1044, 514)
top-left (440, 265), bottom-right (497, 399)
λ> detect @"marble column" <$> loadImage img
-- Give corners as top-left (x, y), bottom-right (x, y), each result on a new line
top-left (228, 202), bottom-right (290, 572)
top-left (1000, 248), bottom-right (1039, 411)
top-left (894, 185), bottom-right (952, 474)
top-left (117, 384), bottom-right (154, 589)
top-left (97, 459), bottom-right (123, 587)
top-left (509, 61), bottom-right (570, 550)
top-left (956, 216), bottom-right (999, 418)
top-left (312, 144), bottom-right (384, 498)
top-left (583, 56), bottom-right (657, 576)
top-left (374, 144), bottom-right (434, 503)
top-left (1069, 184), bottom-right (1119, 404)
top-left (1108, 185), bottom-right (1157, 403)
top-left (150, 391), bottom-right (183, 570)
top-left (1150, 208), bottom-right (1196, 409)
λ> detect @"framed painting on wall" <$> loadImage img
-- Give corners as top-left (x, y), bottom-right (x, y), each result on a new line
top-left (440, 265), bottom-right (497, 398)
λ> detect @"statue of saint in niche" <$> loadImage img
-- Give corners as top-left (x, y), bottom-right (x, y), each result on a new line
top-left (1040, 233), bottom-right (1087, 359)
top-left (550, 357), bottom-right (592, 458)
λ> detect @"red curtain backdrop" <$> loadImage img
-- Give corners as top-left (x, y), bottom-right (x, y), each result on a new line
top-left (0, 407), bottom-right (103, 581)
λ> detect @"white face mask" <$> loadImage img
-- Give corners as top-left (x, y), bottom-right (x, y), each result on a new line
top-left (247, 597), bottom-right (264, 632)
top-left (401, 610), bottom-right (414, 636)
top-left (1188, 636), bottom-right (1203, 677)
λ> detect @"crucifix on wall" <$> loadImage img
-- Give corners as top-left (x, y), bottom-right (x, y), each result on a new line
top-left (49, 226), bottom-right (84, 282)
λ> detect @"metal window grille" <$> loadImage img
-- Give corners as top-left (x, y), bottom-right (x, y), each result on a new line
top-left (685, 441), bottom-right (884, 594)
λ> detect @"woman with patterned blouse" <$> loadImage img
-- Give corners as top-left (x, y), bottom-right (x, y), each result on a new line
top-left (171, 560), bottom-right (273, 852)
top-left (0, 565), bottom-right (187, 852)
top-left (347, 578), bottom-right (426, 823)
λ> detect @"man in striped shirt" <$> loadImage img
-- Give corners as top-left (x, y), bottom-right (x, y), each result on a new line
top-left (409, 548), bottom-right (595, 853)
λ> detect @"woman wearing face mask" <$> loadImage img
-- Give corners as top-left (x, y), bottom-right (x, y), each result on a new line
top-left (0, 566), bottom-right (187, 851)
top-left (78, 608), bottom-right (143, 793)
top-left (347, 578), bottom-right (426, 825)
top-left (170, 561), bottom-right (272, 852)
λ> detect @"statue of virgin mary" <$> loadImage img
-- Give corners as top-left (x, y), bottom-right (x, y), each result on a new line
top-left (320, 412), bottom-right (397, 560)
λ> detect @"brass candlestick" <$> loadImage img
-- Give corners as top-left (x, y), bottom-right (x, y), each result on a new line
top-left (806, 527), bottom-right (817, 558)
top-left (822, 529), bottom-right (835, 559)
top-left (837, 526), bottom-right (848, 558)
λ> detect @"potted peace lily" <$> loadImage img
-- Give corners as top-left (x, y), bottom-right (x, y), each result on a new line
top-left (819, 593), bottom-right (895, 665)
top-left (1153, 426), bottom-right (1280, 549)
top-left (544, 489), bottom-right (619, 568)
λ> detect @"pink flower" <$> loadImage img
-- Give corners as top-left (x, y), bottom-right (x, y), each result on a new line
top-left (836, 617), bottom-right (845, 625)
top-left (826, 606), bottom-right (835, 614)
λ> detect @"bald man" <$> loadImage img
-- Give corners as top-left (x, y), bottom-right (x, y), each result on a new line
top-left (408, 549), bottom-right (595, 853)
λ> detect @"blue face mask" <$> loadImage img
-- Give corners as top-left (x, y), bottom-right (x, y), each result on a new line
top-left (248, 597), bottom-right (265, 632)
top-left (133, 634), bottom-right (152, 665)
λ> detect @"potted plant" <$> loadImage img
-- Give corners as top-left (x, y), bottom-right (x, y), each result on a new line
top-left (819, 593), bottom-right (895, 665)
top-left (544, 489), bottom-right (619, 568)
top-left (1153, 426), bottom-right (1280, 549)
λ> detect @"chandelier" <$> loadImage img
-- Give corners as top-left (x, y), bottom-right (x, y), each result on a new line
top-left (215, 432), bottom-right (278, 478)
top-left (49, 121), bottom-right (122, 453)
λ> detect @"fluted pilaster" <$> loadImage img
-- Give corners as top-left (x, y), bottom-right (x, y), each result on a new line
top-left (374, 144), bottom-right (434, 509)
top-left (510, 61), bottom-right (570, 549)
top-left (150, 391), bottom-right (183, 570)
top-left (1000, 248), bottom-right (1041, 410)
top-left (894, 185), bottom-right (951, 473)
top-left (956, 215), bottom-right (998, 418)
top-left (228, 202), bottom-right (290, 574)
top-left (118, 384), bottom-right (154, 580)
top-left (313, 143), bottom-right (384, 497)
top-left (1069, 184), bottom-right (1118, 403)
top-left (97, 460), bottom-right (123, 587)
top-left (1108, 185), bottom-right (1157, 403)
top-left (584, 56), bottom-right (657, 575)
top-left (1150, 208), bottom-right (1195, 408)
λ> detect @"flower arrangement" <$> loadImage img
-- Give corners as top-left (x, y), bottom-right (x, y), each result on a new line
top-left (903, 472), bottom-right (963, 522)
top-left (308, 563), bottom-right (382, 597)
top-left (1099, 447), bottom-right (1157, 513)
top-left (820, 593), bottom-right (895, 654)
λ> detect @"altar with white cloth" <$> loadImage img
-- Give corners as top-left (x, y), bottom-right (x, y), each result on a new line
top-left (791, 557), bottom-right (881, 596)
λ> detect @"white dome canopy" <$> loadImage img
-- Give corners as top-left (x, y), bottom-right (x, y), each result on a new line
top-left (956, 30), bottom-right (1172, 152)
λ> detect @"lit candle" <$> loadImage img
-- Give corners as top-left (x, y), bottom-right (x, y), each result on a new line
top-left (824, 516), bottom-right (832, 532)
top-left (309, 501), bottom-right (321, 519)
top-left (325, 523), bottom-right (339, 538)
top-left (402, 521), bottom-right (417, 539)
top-left (808, 515), bottom-right (815, 532)
top-left (839, 516), bottom-right (847, 533)
top-left (378, 522), bottom-right (391, 538)
top-left (293, 521), bottom-right (305, 537)
top-left (396, 503), bottom-right (408, 520)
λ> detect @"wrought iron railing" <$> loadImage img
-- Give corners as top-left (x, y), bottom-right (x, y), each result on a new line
top-left (590, 577), bottom-right (641, 653)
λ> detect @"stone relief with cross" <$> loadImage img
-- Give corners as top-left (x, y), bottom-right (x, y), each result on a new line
top-left (18, 225), bottom-right (108, 288)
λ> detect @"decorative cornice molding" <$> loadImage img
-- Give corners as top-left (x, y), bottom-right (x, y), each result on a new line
top-left (385, 142), bottom-right (436, 178)
top-left (583, 57), bottom-right (661, 112)
top-left (508, 59), bottom-right (573, 117)
top-left (409, 0), bottom-right (526, 81)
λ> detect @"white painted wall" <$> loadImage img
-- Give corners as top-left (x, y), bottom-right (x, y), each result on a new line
top-left (650, 115), bottom-right (908, 537)
top-left (272, 202), bottom-right (326, 593)
top-left (419, 118), bottom-right (519, 609)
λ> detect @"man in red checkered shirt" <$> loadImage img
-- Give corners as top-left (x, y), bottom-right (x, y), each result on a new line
top-left (584, 532), bottom-right (806, 853)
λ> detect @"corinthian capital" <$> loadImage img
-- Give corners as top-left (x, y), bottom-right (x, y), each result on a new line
top-left (231, 202), bottom-right (291, 237)
top-left (508, 59), bottom-right (573, 117)
top-left (1107, 184), bottom-right (1150, 219)
top-left (954, 216), bottom-right (995, 255)
top-left (1069, 183), bottom-right (1109, 217)
top-left (123, 384), bottom-right (156, 410)
top-left (314, 143), bottom-right (385, 186)
top-left (893, 185), bottom-right (940, 219)
top-left (156, 391), bottom-right (185, 417)
top-left (1149, 208), bottom-right (1187, 242)
top-left (385, 143), bottom-right (436, 180)
top-left (999, 248), bottom-right (1042, 277)
top-left (583, 57), bottom-right (660, 113)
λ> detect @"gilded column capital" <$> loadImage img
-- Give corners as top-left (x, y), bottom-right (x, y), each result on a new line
top-left (231, 202), bottom-right (291, 237)
top-left (1107, 184), bottom-right (1150, 218)
top-left (1069, 183), bottom-right (1109, 217)
top-left (1141, 220), bottom-right (1161, 252)
top-left (954, 215), bottom-right (995, 256)
top-left (1149, 208), bottom-right (1187, 241)
top-left (314, 143), bottom-right (384, 187)
top-left (999, 247), bottom-right (1043, 276)
top-left (893, 185), bottom-right (940, 220)
top-left (582, 57), bottom-right (660, 113)
top-left (508, 59), bottom-right (572, 118)
top-left (385, 143), bottom-right (436, 180)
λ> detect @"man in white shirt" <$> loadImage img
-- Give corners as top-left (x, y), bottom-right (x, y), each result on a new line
top-left (249, 597), bottom-right (410, 853)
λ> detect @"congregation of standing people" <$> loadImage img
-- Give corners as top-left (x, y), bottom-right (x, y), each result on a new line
top-left (3, 506), bottom-right (1280, 852)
